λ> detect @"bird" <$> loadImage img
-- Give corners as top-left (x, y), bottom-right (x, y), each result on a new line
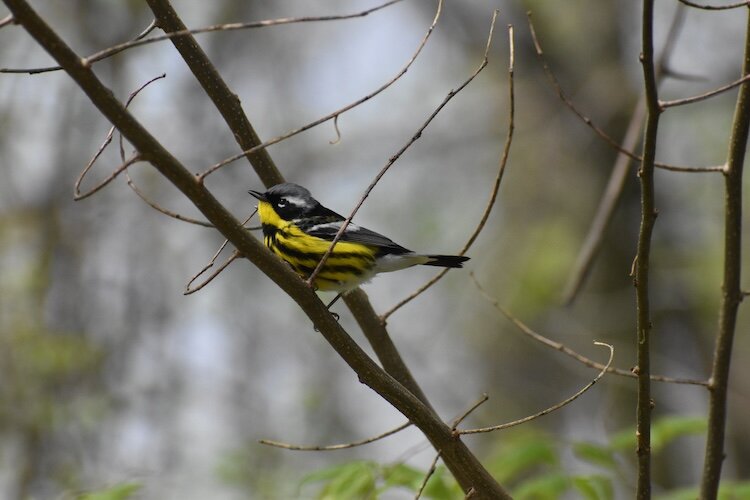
top-left (248, 183), bottom-right (469, 300)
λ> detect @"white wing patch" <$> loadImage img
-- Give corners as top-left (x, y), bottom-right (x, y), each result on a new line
top-left (306, 221), bottom-right (361, 232)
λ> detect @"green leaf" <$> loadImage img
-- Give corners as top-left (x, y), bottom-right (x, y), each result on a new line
top-left (381, 463), bottom-right (424, 490)
top-left (608, 427), bottom-right (636, 452)
top-left (571, 475), bottom-right (613, 500)
top-left (572, 442), bottom-right (617, 469)
top-left (656, 481), bottom-right (750, 500)
top-left (379, 463), bottom-right (460, 499)
top-left (651, 416), bottom-right (707, 453)
top-left (654, 486), bottom-right (700, 500)
top-left (308, 461), bottom-right (377, 500)
top-left (78, 483), bottom-right (141, 500)
top-left (300, 461), bottom-right (378, 500)
top-left (487, 435), bottom-right (559, 483)
top-left (420, 466), bottom-right (463, 500)
top-left (513, 472), bottom-right (569, 500)
top-left (609, 416), bottom-right (707, 455)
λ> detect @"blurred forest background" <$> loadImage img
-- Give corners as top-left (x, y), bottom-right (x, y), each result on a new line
top-left (1, 0), bottom-right (749, 498)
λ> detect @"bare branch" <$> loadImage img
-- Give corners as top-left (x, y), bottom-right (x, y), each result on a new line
top-left (184, 250), bottom-right (241, 295)
top-left (0, 1), bottom-right (403, 74)
top-left (660, 73), bottom-right (750, 109)
top-left (260, 421), bottom-right (412, 451)
top-left (526, 12), bottom-right (723, 174)
top-left (74, 73), bottom-right (166, 200)
top-left (4, 1), bottom-right (510, 495)
top-left (197, 0), bottom-right (444, 182)
top-left (382, 23), bottom-right (515, 321)
top-left (0, 13), bottom-right (14, 28)
top-left (562, 5), bottom-right (690, 305)
top-left (414, 451), bottom-right (442, 500)
top-left (307, 8), bottom-right (498, 289)
top-left (635, 2), bottom-right (662, 494)
top-left (471, 274), bottom-right (709, 387)
top-left (450, 393), bottom-right (489, 429)
top-left (678, 0), bottom-right (750, 10)
top-left (126, 172), bottom-right (214, 227)
top-left (184, 210), bottom-right (257, 294)
top-left (701, 7), bottom-right (750, 498)
top-left (74, 154), bottom-right (143, 201)
top-left (458, 342), bottom-right (613, 435)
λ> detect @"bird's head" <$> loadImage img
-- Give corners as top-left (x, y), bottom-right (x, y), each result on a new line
top-left (248, 183), bottom-right (320, 221)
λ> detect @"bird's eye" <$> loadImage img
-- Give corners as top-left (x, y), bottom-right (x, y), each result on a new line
top-left (277, 198), bottom-right (288, 208)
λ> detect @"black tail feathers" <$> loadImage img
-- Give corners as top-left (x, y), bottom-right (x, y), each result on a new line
top-left (422, 255), bottom-right (470, 268)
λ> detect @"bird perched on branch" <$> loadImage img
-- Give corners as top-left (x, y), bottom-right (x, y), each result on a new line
top-left (248, 183), bottom-right (468, 298)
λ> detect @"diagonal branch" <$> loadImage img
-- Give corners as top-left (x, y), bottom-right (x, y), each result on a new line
top-left (471, 273), bottom-right (710, 387)
top-left (660, 73), bottom-right (750, 109)
top-left (145, 0), bottom-right (282, 186)
top-left (146, 0), bottom-right (436, 429)
top-left (0, 0), bottom-right (403, 74)
top-left (381, 23), bottom-right (515, 321)
top-left (527, 12), bottom-right (724, 175)
top-left (3, 1), bottom-right (510, 496)
top-left (458, 342), bottom-right (613, 435)
top-left (259, 421), bottom-right (412, 451)
top-left (561, 4), bottom-right (689, 305)
top-left (306, 9), bottom-right (499, 289)
top-left (196, 0), bottom-right (445, 182)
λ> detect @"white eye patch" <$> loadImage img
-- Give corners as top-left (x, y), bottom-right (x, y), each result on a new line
top-left (282, 196), bottom-right (307, 207)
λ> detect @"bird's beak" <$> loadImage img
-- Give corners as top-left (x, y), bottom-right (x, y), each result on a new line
top-left (248, 189), bottom-right (267, 202)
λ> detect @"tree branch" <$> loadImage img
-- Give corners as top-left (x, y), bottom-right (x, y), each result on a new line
top-left (144, 0), bottom-right (282, 187)
top-left (196, 0), bottom-right (444, 182)
top-left (700, 7), bottom-right (750, 500)
top-left (635, 1), bottom-right (661, 497)
top-left (2, 0), bottom-right (510, 496)
top-left (306, 9), bottom-right (498, 289)
top-left (381, 23), bottom-right (515, 321)
top-left (458, 342), bottom-right (613, 435)
top-left (562, 4), bottom-right (688, 305)
top-left (0, 1), bottom-right (403, 74)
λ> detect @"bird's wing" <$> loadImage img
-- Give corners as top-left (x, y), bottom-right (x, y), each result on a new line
top-left (298, 217), bottom-right (411, 254)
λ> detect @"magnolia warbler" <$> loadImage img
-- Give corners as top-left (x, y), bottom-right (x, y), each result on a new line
top-left (248, 183), bottom-right (469, 295)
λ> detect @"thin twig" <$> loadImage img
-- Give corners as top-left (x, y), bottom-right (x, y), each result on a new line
top-left (527, 13), bottom-right (724, 174)
top-left (197, 0), bottom-right (444, 182)
top-left (413, 394), bottom-right (487, 499)
top-left (471, 274), bottom-right (709, 387)
top-left (126, 172), bottom-right (214, 227)
top-left (660, 73), bottom-right (750, 109)
top-left (458, 342), bottom-right (614, 435)
top-left (260, 421), bottom-right (412, 451)
top-left (562, 5), bottom-right (689, 305)
top-left (184, 211), bottom-right (257, 294)
top-left (185, 250), bottom-right (241, 295)
top-left (0, 13), bottom-right (14, 28)
top-left (381, 23), bottom-right (515, 321)
top-left (329, 114), bottom-right (342, 145)
top-left (74, 73), bottom-right (166, 200)
top-left (307, 9), bottom-right (498, 289)
top-left (414, 451), bottom-right (442, 500)
top-left (678, 0), bottom-right (750, 9)
top-left (451, 394), bottom-right (489, 429)
top-left (0, 1), bottom-right (403, 74)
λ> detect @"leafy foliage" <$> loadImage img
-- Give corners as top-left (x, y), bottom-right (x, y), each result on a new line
top-left (300, 415), bottom-right (713, 499)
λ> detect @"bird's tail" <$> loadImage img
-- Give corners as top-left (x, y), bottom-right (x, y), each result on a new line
top-left (422, 255), bottom-right (469, 268)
